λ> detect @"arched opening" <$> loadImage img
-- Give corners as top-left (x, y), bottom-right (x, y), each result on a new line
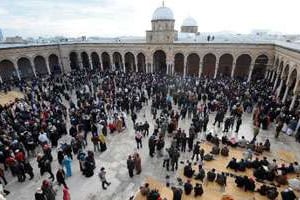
top-left (234, 54), bottom-right (251, 80)
top-left (0, 60), bottom-right (17, 81)
top-left (48, 54), bottom-right (61, 74)
top-left (69, 52), bottom-right (79, 70)
top-left (174, 53), bottom-right (184, 75)
top-left (91, 52), bottom-right (100, 70)
top-left (287, 69), bottom-right (297, 100)
top-left (34, 56), bottom-right (48, 76)
top-left (153, 50), bottom-right (167, 74)
top-left (113, 52), bottom-right (122, 71)
top-left (218, 54), bottom-right (233, 77)
top-left (202, 53), bottom-right (216, 78)
top-left (125, 52), bottom-right (135, 72)
top-left (101, 52), bottom-right (110, 71)
top-left (17, 57), bottom-right (34, 78)
top-left (81, 52), bottom-right (90, 69)
top-left (252, 54), bottom-right (268, 80)
top-left (137, 53), bottom-right (146, 72)
top-left (187, 53), bottom-right (200, 77)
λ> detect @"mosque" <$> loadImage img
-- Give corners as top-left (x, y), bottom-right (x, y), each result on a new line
top-left (0, 4), bottom-right (299, 108)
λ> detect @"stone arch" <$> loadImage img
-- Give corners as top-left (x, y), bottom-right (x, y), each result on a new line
top-left (174, 53), bottom-right (184, 75)
top-left (34, 55), bottom-right (48, 76)
top-left (48, 54), bottom-right (61, 74)
top-left (218, 53), bottom-right (233, 77)
top-left (17, 57), bottom-right (34, 78)
top-left (153, 50), bottom-right (167, 74)
top-left (137, 53), bottom-right (146, 72)
top-left (69, 52), bottom-right (79, 70)
top-left (113, 52), bottom-right (122, 71)
top-left (81, 52), bottom-right (90, 69)
top-left (91, 52), bottom-right (100, 70)
top-left (234, 54), bottom-right (252, 79)
top-left (202, 53), bottom-right (216, 78)
top-left (125, 52), bottom-right (135, 72)
top-left (187, 53), bottom-right (200, 77)
top-left (101, 52), bottom-right (110, 71)
top-left (0, 60), bottom-right (17, 81)
top-left (251, 54), bottom-right (268, 80)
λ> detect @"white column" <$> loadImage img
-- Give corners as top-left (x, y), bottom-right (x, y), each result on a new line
top-left (273, 76), bottom-right (279, 90)
top-left (88, 54), bottom-right (93, 70)
top-left (150, 63), bottom-right (153, 73)
top-left (13, 60), bottom-right (21, 80)
top-left (289, 93), bottom-right (298, 111)
top-left (122, 54), bottom-right (126, 72)
top-left (270, 71), bottom-right (275, 83)
top-left (45, 58), bottom-right (51, 75)
top-left (0, 76), bottom-right (3, 83)
top-left (78, 54), bottom-right (83, 69)
top-left (183, 56), bottom-right (187, 77)
top-left (30, 59), bottom-right (37, 77)
top-left (134, 57), bottom-right (138, 72)
top-left (199, 62), bottom-right (203, 78)
top-left (247, 64), bottom-right (254, 82)
top-left (276, 79), bottom-right (284, 98)
top-left (214, 62), bottom-right (219, 79)
top-left (231, 62), bottom-right (236, 78)
top-left (98, 52), bottom-right (103, 71)
top-left (265, 70), bottom-right (269, 79)
top-left (282, 85), bottom-right (290, 103)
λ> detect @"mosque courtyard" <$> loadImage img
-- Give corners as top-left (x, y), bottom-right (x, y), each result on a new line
top-left (2, 91), bottom-right (299, 200)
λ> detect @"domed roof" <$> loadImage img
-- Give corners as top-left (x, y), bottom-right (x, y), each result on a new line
top-left (152, 6), bottom-right (174, 20)
top-left (182, 17), bottom-right (198, 27)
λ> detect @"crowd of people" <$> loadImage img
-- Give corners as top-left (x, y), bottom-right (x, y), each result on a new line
top-left (0, 66), bottom-right (299, 200)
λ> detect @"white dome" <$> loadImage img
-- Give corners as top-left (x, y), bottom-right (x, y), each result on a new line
top-left (182, 17), bottom-right (198, 27)
top-left (152, 6), bottom-right (174, 20)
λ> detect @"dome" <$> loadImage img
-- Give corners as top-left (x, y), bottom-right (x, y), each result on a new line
top-left (152, 6), bottom-right (174, 20)
top-left (182, 17), bottom-right (198, 27)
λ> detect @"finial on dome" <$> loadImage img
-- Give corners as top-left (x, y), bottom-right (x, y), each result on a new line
top-left (162, 0), bottom-right (165, 7)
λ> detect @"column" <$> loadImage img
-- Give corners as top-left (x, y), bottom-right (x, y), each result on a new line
top-left (0, 76), bottom-right (2, 83)
top-left (150, 63), bottom-right (153, 73)
top-left (98, 52), bottom-right (103, 71)
top-left (13, 60), bottom-right (21, 80)
top-left (231, 62), bottom-right (236, 78)
top-left (88, 54), bottom-right (93, 70)
top-left (134, 57), bottom-right (138, 73)
top-left (198, 62), bottom-right (203, 78)
top-left (282, 83), bottom-right (290, 103)
top-left (289, 92), bottom-right (298, 111)
top-left (273, 75), bottom-right (279, 90)
top-left (276, 79), bottom-right (284, 98)
top-left (265, 70), bottom-right (269, 79)
top-left (45, 58), bottom-right (51, 75)
top-left (78, 54), bottom-right (83, 69)
top-left (214, 62), bottom-right (219, 79)
top-left (122, 54), bottom-right (126, 72)
top-left (270, 71), bottom-right (275, 83)
top-left (183, 56), bottom-right (187, 77)
top-left (247, 64), bottom-right (254, 82)
top-left (171, 63), bottom-right (174, 76)
top-left (30, 59), bottom-right (37, 77)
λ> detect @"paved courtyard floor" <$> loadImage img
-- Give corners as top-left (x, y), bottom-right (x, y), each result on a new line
top-left (4, 96), bottom-right (300, 200)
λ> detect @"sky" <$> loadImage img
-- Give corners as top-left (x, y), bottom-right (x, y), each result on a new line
top-left (0, 0), bottom-right (299, 38)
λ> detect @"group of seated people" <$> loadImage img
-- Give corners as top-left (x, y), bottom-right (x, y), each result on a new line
top-left (207, 133), bottom-right (271, 154)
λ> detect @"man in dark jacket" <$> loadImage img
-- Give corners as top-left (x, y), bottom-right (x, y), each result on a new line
top-left (127, 155), bottom-right (135, 178)
top-left (207, 168), bottom-right (216, 182)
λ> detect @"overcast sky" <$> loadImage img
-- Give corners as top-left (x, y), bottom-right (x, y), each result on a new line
top-left (0, 0), bottom-right (299, 38)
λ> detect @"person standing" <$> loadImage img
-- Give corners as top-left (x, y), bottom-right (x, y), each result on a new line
top-left (56, 168), bottom-right (68, 188)
top-left (63, 185), bottom-right (71, 200)
top-left (275, 120), bottom-right (283, 138)
top-left (127, 155), bottom-right (135, 178)
top-left (98, 167), bottom-right (111, 190)
top-left (63, 156), bottom-right (72, 177)
top-left (135, 131), bottom-right (143, 149)
top-left (235, 117), bottom-right (242, 133)
top-left (35, 188), bottom-right (47, 200)
top-left (133, 153), bottom-right (142, 175)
